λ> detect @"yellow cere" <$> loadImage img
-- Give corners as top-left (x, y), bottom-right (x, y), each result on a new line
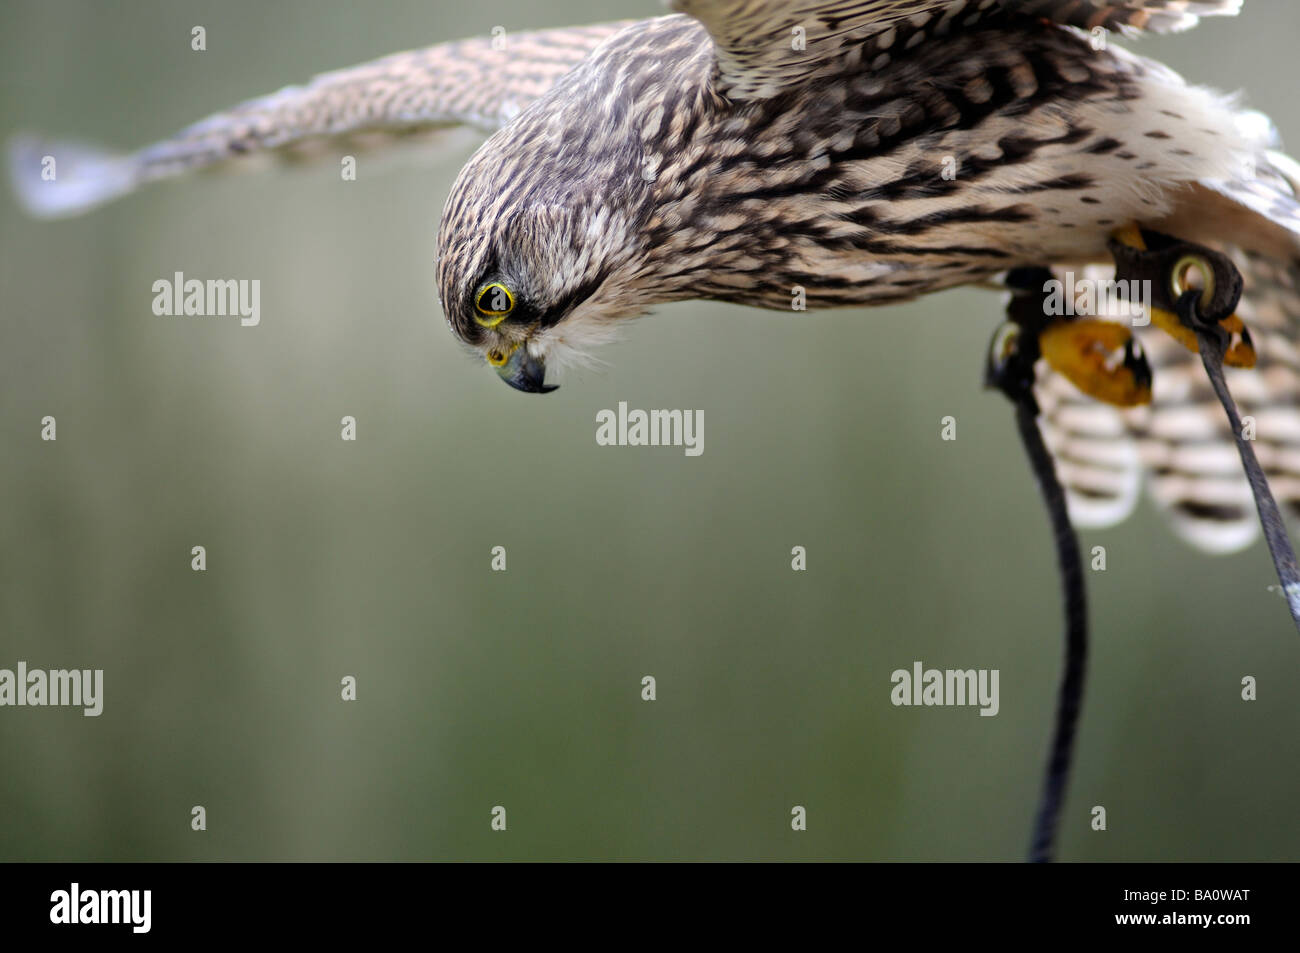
top-left (486, 342), bottom-right (518, 367)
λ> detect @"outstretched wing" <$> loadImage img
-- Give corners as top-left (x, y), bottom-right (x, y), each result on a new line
top-left (9, 22), bottom-right (632, 219)
top-left (669, 0), bottom-right (1242, 98)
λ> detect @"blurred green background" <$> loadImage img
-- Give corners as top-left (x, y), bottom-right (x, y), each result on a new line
top-left (2, 0), bottom-right (1299, 862)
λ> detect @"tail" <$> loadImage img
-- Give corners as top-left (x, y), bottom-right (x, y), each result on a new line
top-left (8, 135), bottom-right (138, 219)
top-left (1037, 147), bottom-right (1300, 554)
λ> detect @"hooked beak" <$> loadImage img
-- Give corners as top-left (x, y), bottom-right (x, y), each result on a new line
top-left (494, 343), bottom-right (558, 394)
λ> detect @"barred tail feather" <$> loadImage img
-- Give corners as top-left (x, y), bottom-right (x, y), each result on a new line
top-left (1034, 368), bottom-right (1144, 532)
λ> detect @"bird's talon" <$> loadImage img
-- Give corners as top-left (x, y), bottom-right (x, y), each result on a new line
top-left (1040, 318), bottom-right (1153, 407)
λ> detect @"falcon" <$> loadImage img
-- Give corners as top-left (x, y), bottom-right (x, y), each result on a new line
top-left (11, 0), bottom-right (1300, 554)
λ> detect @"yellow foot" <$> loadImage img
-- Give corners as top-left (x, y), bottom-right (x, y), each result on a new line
top-left (1040, 318), bottom-right (1153, 407)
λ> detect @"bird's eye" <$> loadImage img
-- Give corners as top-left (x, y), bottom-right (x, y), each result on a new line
top-left (475, 282), bottom-right (515, 327)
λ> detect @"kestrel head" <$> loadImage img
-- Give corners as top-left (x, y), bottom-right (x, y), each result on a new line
top-left (435, 87), bottom-right (659, 394)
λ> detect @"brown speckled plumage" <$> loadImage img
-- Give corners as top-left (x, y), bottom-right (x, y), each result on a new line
top-left (13, 0), bottom-right (1300, 551)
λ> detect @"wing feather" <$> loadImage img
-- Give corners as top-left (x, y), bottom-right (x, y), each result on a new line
top-left (669, 0), bottom-right (1242, 99)
top-left (8, 23), bottom-right (631, 219)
